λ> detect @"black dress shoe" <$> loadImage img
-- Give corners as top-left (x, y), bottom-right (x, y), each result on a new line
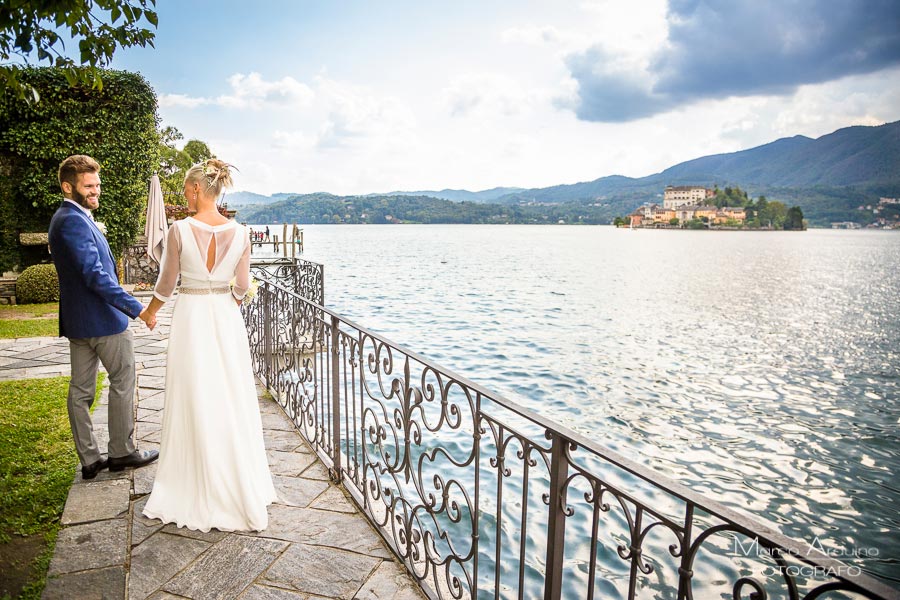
top-left (81, 458), bottom-right (108, 479)
top-left (108, 449), bottom-right (159, 472)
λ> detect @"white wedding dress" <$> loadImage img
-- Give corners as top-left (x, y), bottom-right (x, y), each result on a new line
top-left (143, 217), bottom-right (277, 532)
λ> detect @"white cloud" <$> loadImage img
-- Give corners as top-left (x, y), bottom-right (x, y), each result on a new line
top-left (442, 73), bottom-right (546, 119)
top-left (705, 68), bottom-right (900, 151)
top-left (158, 93), bottom-right (209, 108)
top-left (502, 25), bottom-right (561, 45)
top-left (312, 76), bottom-right (416, 149)
top-left (501, 25), bottom-right (591, 53)
top-left (159, 72), bottom-right (314, 110)
top-left (271, 129), bottom-right (317, 151)
top-left (216, 72), bottom-right (314, 109)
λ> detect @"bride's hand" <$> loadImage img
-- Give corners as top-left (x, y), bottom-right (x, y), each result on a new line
top-left (139, 308), bottom-right (157, 330)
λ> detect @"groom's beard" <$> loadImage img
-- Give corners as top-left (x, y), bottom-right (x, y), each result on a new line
top-left (72, 188), bottom-right (99, 211)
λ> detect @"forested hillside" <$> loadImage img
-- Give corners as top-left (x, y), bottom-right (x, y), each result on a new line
top-left (232, 121), bottom-right (900, 227)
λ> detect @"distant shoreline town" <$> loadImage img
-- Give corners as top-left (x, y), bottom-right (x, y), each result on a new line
top-left (831, 197), bottom-right (900, 229)
top-left (617, 185), bottom-right (806, 230)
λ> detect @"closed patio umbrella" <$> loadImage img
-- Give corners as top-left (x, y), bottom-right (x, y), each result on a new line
top-left (145, 174), bottom-right (167, 265)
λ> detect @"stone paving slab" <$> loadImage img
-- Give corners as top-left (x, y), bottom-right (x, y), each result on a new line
top-left (25, 303), bottom-right (427, 600)
top-left (259, 505), bottom-right (394, 559)
top-left (61, 478), bottom-right (130, 525)
top-left (356, 561), bottom-right (428, 600)
top-left (8, 346), bottom-right (66, 360)
top-left (161, 535), bottom-right (288, 600)
top-left (299, 461), bottom-right (332, 481)
top-left (239, 584), bottom-right (322, 599)
top-left (47, 518), bottom-right (127, 576)
top-left (138, 374), bottom-right (166, 390)
top-left (139, 392), bottom-right (166, 411)
top-left (137, 407), bottom-right (163, 423)
top-left (262, 544), bottom-right (380, 599)
top-left (264, 429), bottom-right (311, 452)
top-left (0, 336), bottom-right (71, 381)
top-left (309, 486), bottom-right (357, 514)
top-left (268, 448), bottom-right (318, 476)
top-left (262, 411), bottom-right (303, 432)
top-left (129, 532), bottom-right (212, 600)
top-left (2, 359), bottom-right (50, 369)
top-left (132, 459), bottom-right (159, 496)
top-left (272, 474), bottom-right (330, 508)
top-left (41, 565), bottom-right (125, 600)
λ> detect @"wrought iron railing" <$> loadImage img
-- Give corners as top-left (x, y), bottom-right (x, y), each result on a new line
top-left (250, 257), bottom-right (323, 306)
top-left (242, 276), bottom-right (898, 600)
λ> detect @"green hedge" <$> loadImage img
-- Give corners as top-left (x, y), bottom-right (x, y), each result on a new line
top-left (0, 67), bottom-right (160, 273)
top-left (15, 264), bottom-right (60, 304)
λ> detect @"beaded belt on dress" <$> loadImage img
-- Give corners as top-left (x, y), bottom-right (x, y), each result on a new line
top-left (179, 286), bottom-right (231, 295)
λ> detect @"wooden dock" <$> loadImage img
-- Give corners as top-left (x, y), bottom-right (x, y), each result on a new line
top-left (249, 223), bottom-right (303, 257)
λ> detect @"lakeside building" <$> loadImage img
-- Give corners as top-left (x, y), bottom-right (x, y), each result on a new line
top-left (629, 202), bottom-right (746, 227)
top-left (663, 185), bottom-right (715, 209)
top-left (675, 204), bottom-right (717, 223)
top-left (629, 203), bottom-right (674, 227)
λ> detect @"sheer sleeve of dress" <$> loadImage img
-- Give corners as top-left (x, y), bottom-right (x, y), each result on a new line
top-left (231, 226), bottom-right (251, 301)
top-left (153, 224), bottom-right (182, 302)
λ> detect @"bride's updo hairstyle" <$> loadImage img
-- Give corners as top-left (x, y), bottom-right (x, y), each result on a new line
top-left (184, 158), bottom-right (235, 199)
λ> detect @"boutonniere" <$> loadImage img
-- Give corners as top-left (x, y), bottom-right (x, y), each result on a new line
top-left (95, 221), bottom-right (108, 236)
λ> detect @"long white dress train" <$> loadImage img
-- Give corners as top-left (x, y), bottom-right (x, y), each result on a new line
top-left (143, 217), bottom-right (276, 532)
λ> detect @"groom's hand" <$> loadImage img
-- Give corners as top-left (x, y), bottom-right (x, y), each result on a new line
top-left (139, 308), bottom-right (157, 331)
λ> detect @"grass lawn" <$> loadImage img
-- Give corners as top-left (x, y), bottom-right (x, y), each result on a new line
top-left (0, 373), bottom-right (104, 600)
top-left (0, 303), bottom-right (59, 340)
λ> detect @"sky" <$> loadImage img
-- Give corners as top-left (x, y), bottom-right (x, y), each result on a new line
top-left (106, 0), bottom-right (900, 196)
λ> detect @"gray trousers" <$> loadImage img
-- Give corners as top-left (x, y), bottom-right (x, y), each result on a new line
top-left (67, 329), bottom-right (137, 465)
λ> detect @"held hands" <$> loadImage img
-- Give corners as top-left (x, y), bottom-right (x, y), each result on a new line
top-left (139, 307), bottom-right (157, 331)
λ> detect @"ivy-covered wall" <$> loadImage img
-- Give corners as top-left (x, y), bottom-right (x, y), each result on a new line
top-left (0, 68), bottom-right (159, 272)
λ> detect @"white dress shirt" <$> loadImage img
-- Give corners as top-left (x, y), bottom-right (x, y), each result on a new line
top-left (64, 198), bottom-right (94, 219)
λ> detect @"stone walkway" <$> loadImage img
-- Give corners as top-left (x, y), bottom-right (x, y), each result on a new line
top-left (1, 299), bottom-right (424, 600)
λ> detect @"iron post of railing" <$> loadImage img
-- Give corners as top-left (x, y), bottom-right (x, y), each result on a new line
top-left (677, 503), bottom-right (695, 599)
top-left (263, 282), bottom-right (273, 388)
top-left (544, 434), bottom-right (570, 600)
top-left (330, 314), bottom-right (342, 481)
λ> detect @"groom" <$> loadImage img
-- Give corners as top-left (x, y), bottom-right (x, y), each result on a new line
top-left (48, 155), bottom-right (159, 479)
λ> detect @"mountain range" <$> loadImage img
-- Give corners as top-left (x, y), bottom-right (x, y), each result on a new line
top-left (230, 120), bottom-right (900, 226)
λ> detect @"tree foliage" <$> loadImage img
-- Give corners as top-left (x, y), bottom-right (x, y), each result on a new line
top-left (0, 67), bottom-right (159, 272)
top-left (236, 193), bottom-right (623, 226)
top-left (711, 185), bottom-right (751, 208)
top-left (784, 206), bottom-right (805, 230)
top-left (0, 0), bottom-right (158, 100)
top-left (157, 126), bottom-right (213, 199)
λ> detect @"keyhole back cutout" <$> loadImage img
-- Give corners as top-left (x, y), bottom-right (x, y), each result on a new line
top-left (206, 235), bottom-right (217, 273)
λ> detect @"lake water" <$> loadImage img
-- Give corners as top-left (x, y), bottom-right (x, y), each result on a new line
top-left (256, 224), bottom-right (900, 585)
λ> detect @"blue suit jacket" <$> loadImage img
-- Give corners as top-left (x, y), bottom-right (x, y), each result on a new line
top-left (48, 201), bottom-right (144, 339)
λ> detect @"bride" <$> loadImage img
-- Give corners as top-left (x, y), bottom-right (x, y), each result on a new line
top-left (140, 159), bottom-right (276, 532)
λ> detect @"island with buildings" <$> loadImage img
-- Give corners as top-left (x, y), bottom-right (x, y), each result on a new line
top-left (618, 185), bottom-right (806, 230)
